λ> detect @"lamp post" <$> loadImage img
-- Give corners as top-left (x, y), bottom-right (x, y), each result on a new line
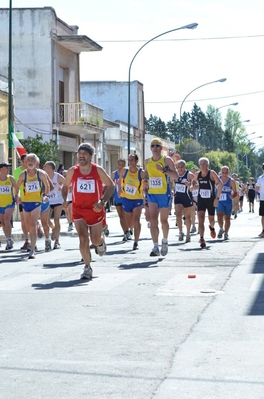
top-left (246, 136), bottom-right (262, 165)
top-left (216, 102), bottom-right (238, 111)
top-left (209, 102), bottom-right (238, 148)
top-left (179, 78), bottom-right (226, 145)
top-left (127, 22), bottom-right (198, 158)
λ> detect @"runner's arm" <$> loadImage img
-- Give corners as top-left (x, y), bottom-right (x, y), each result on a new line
top-left (61, 167), bottom-right (74, 201)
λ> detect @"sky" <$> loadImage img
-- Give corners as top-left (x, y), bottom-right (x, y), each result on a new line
top-left (9, 0), bottom-right (264, 147)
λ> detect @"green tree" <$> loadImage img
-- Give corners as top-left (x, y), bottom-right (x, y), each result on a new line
top-left (166, 113), bottom-right (179, 143)
top-left (145, 114), bottom-right (167, 139)
top-left (21, 134), bottom-right (60, 167)
top-left (180, 139), bottom-right (205, 165)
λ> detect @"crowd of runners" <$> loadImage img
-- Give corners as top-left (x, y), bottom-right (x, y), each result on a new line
top-left (1, 138), bottom-right (264, 279)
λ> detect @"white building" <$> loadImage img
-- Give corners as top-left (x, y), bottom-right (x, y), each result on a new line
top-left (81, 80), bottom-right (145, 169)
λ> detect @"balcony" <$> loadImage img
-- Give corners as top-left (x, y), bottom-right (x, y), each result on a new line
top-left (56, 102), bottom-right (104, 136)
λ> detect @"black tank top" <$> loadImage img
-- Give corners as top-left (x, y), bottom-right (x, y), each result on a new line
top-left (198, 170), bottom-right (215, 199)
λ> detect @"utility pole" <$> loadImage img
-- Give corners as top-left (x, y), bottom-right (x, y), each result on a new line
top-left (8, 0), bottom-right (13, 169)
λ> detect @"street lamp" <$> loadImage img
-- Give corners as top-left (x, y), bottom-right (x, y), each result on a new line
top-left (179, 78), bottom-right (227, 145)
top-left (216, 102), bottom-right (238, 111)
top-left (127, 22), bottom-right (198, 157)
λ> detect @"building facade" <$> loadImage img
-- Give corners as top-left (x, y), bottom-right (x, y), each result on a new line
top-left (81, 80), bottom-right (145, 170)
top-left (0, 7), bottom-right (104, 168)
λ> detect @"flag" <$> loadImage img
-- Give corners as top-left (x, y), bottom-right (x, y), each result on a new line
top-left (10, 133), bottom-right (27, 158)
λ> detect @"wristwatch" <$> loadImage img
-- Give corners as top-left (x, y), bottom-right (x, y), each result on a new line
top-left (100, 198), bottom-right (108, 206)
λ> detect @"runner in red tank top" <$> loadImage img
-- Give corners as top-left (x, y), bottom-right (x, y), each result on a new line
top-left (62, 143), bottom-right (115, 280)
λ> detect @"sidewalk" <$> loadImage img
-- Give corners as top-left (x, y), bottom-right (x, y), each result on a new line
top-left (0, 206), bottom-right (119, 243)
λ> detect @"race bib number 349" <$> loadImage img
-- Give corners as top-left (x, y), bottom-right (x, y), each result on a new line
top-left (77, 178), bottom-right (95, 193)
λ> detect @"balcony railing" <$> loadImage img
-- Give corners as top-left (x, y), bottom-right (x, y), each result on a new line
top-left (58, 102), bottom-right (104, 128)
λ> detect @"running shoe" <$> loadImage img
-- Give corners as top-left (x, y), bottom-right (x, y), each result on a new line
top-left (217, 228), bottom-right (224, 239)
top-left (133, 241), bottom-right (138, 250)
top-left (191, 226), bottom-right (196, 233)
top-left (126, 231), bottom-right (132, 240)
top-left (27, 245), bottom-right (38, 252)
top-left (200, 238), bottom-right (206, 249)
top-left (5, 238), bottom-right (13, 250)
top-left (209, 225), bottom-right (216, 238)
top-left (103, 225), bottom-right (110, 237)
top-left (185, 234), bottom-right (191, 243)
top-left (150, 246), bottom-right (160, 257)
top-left (178, 231), bottom-right (184, 241)
top-left (160, 239), bottom-right (168, 256)
top-left (122, 234), bottom-right (127, 242)
top-left (80, 266), bottom-right (93, 280)
top-left (96, 238), bottom-right (106, 257)
top-left (53, 241), bottom-right (61, 250)
top-left (68, 223), bottom-right (73, 232)
top-left (129, 228), bottom-right (134, 236)
top-left (224, 233), bottom-right (229, 240)
top-left (28, 250), bottom-right (36, 259)
top-left (147, 221), bottom-right (151, 229)
top-left (45, 239), bottom-right (52, 252)
top-left (21, 240), bottom-right (30, 251)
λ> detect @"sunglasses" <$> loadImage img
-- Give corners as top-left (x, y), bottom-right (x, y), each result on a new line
top-left (151, 144), bottom-right (160, 148)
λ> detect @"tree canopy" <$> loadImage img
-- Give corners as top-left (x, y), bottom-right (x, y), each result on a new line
top-left (145, 104), bottom-right (264, 181)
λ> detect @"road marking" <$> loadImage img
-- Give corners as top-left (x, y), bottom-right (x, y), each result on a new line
top-left (156, 273), bottom-right (216, 297)
top-left (250, 274), bottom-right (264, 292)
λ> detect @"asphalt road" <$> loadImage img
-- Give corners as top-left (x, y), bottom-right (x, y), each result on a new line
top-left (0, 204), bottom-right (264, 399)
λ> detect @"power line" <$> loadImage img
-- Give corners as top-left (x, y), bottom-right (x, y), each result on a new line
top-left (96, 34), bottom-right (264, 43)
top-left (145, 90), bottom-right (264, 104)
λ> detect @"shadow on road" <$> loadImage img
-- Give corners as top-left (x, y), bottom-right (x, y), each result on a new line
top-left (119, 260), bottom-right (162, 269)
top-left (247, 252), bottom-right (264, 316)
top-left (32, 278), bottom-right (90, 290)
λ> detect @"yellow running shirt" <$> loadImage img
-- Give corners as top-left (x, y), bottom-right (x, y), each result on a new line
top-left (21, 171), bottom-right (43, 203)
top-left (0, 175), bottom-right (14, 207)
top-left (146, 156), bottom-right (168, 194)
top-left (121, 168), bottom-right (143, 200)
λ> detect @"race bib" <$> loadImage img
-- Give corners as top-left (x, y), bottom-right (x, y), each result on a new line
top-left (219, 193), bottom-right (227, 201)
top-left (25, 181), bottom-right (40, 193)
top-left (0, 185), bottom-right (11, 194)
top-left (175, 183), bottom-right (185, 193)
top-left (149, 177), bottom-right (163, 189)
top-left (77, 178), bottom-right (95, 193)
top-left (192, 189), bottom-right (198, 197)
top-left (125, 184), bottom-right (137, 196)
top-left (200, 189), bottom-right (211, 198)
top-left (48, 192), bottom-right (57, 200)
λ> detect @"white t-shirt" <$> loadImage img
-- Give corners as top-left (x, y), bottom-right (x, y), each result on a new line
top-left (256, 173), bottom-right (264, 200)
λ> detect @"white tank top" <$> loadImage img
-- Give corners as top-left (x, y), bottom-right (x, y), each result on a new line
top-left (49, 172), bottom-right (63, 205)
